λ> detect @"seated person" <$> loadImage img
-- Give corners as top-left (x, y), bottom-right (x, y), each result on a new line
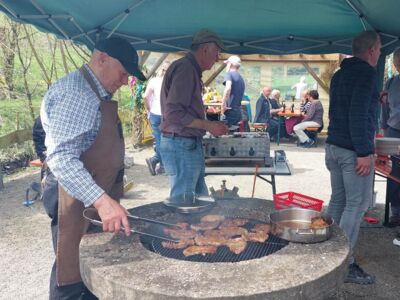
top-left (293, 90), bottom-right (323, 147)
top-left (270, 89), bottom-right (289, 138)
top-left (285, 90), bottom-right (310, 136)
top-left (254, 87), bottom-right (278, 140)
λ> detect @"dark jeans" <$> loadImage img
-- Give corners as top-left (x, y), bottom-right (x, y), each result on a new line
top-left (42, 170), bottom-right (98, 300)
top-left (149, 113), bottom-right (162, 165)
top-left (267, 118), bottom-right (279, 138)
top-left (223, 108), bottom-right (242, 126)
top-left (386, 126), bottom-right (400, 216)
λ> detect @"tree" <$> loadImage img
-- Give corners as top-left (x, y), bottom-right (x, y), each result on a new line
top-left (0, 17), bottom-right (18, 99)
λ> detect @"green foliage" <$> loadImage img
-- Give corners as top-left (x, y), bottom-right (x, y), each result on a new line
top-left (0, 97), bottom-right (42, 136)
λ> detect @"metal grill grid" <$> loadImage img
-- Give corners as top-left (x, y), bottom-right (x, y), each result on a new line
top-left (140, 219), bottom-right (288, 263)
top-left (150, 234), bottom-right (288, 263)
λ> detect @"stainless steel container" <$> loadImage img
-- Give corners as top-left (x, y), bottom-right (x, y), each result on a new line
top-left (270, 208), bottom-right (333, 243)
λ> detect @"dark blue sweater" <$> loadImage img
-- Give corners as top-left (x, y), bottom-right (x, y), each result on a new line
top-left (326, 57), bottom-right (378, 157)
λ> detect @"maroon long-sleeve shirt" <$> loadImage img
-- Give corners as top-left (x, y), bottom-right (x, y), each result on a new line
top-left (160, 53), bottom-right (205, 137)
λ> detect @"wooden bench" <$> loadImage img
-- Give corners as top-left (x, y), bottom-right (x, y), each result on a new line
top-left (251, 123), bottom-right (267, 132)
top-left (304, 127), bottom-right (321, 146)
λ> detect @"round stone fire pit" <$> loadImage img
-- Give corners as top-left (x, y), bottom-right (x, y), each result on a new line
top-left (80, 198), bottom-right (349, 300)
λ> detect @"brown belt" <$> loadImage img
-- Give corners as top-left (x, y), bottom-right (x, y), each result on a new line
top-left (162, 132), bottom-right (199, 140)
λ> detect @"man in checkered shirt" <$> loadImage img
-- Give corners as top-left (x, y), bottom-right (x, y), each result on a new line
top-left (41, 37), bottom-right (146, 299)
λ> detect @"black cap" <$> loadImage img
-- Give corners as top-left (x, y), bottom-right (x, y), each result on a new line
top-left (95, 37), bottom-right (146, 81)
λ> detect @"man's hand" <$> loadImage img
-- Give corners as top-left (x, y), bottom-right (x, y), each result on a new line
top-left (93, 193), bottom-right (131, 236)
top-left (206, 121), bottom-right (229, 137)
top-left (355, 156), bottom-right (373, 176)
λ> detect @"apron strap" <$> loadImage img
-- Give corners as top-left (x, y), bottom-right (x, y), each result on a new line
top-left (79, 65), bottom-right (106, 101)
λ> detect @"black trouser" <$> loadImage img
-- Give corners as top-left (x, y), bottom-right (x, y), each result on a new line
top-left (42, 170), bottom-right (98, 300)
top-left (386, 127), bottom-right (400, 215)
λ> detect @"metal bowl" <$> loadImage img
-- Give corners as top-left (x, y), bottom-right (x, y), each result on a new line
top-left (269, 208), bottom-right (333, 243)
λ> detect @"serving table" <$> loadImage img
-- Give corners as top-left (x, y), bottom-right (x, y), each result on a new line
top-left (205, 159), bottom-right (291, 196)
top-left (277, 110), bottom-right (302, 145)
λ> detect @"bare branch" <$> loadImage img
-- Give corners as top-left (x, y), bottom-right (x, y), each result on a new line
top-left (62, 40), bottom-right (78, 69)
top-left (23, 24), bottom-right (51, 85)
top-left (59, 40), bottom-right (70, 74)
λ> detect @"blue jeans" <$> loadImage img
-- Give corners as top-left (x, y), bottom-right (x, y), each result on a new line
top-left (149, 113), bottom-right (162, 165)
top-left (160, 135), bottom-right (208, 198)
top-left (325, 144), bottom-right (374, 263)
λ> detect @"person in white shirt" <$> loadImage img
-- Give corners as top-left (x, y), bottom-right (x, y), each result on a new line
top-left (144, 61), bottom-right (170, 175)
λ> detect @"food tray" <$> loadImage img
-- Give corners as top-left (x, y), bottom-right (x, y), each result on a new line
top-left (273, 191), bottom-right (323, 211)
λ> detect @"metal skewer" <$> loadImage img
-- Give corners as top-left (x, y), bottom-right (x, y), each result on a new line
top-left (126, 214), bottom-right (178, 227)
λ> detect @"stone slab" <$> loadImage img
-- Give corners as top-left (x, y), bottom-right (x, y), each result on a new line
top-left (80, 198), bottom-right (349, 299)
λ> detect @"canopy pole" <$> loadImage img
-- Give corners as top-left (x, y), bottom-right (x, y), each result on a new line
top-left (345, 0), bottom-right (372, 31)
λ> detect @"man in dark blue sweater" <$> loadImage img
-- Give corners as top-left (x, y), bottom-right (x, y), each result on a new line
top-left (326, 30), bottom-right (380, 285)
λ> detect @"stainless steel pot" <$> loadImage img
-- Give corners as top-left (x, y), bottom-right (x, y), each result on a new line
top-left (270, 208), bottom-right (333, 243)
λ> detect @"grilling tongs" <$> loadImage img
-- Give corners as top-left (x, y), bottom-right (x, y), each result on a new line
top-left (83, 208), bottom-right (179, 242)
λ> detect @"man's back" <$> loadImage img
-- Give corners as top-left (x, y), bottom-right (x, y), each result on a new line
top-left (327, 57), bottom-right (378, 157)
top-left (224, 71), bottom-right (245, 109)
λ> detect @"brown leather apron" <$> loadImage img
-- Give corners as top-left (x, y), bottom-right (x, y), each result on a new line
top-left (56, 66), bottom-right (125, 286)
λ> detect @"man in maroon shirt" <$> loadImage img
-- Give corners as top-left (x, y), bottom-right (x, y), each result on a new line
top-left (159, 29), bottom-right (228, 199)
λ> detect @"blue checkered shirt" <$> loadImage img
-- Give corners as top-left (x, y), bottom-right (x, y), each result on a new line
top-left (41, 64), bottom-right (112, 207)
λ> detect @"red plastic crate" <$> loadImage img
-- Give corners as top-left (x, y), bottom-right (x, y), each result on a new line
top-left (273, 191), bottom-right (323, 211)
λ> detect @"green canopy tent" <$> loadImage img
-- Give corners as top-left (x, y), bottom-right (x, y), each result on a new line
top-left (1, 0), bottom-right (399, 86)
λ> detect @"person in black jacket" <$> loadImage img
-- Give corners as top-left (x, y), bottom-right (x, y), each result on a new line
top-left (32, 116), bottom-right (47, 179)
top-left (326, 30), bottom-right (381, 285)
top-left (32, 117), bottom-right (46, 162)
top-left (254, 87), bottom-right (278, 139)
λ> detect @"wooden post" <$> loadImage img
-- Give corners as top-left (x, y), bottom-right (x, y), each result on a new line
top-left (204, 63), bottom-right (226, 86)
top-left (301, 61), bottom-right (330, 94)
top-left (16, 112), bottom-right (20, 130)
top-left (146, 53), bottom-right (169, 78)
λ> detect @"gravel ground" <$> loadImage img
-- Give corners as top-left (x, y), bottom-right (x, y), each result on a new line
top-left (0, 138), bottom-right (399, 300)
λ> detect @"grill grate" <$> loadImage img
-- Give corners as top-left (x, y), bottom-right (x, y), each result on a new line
top-left (141, 220), bottom-right (288, 263)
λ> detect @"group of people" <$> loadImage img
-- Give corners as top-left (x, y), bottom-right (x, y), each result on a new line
top-left (34, 26), bottom-right (397, 299)
top-left (254, 86), bottom-right (324, 147)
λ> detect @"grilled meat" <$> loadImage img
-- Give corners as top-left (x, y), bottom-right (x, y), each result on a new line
top-left (220, 218), bottom-right (249, 227)
top-left (218, 226), bottom-right (248, 238)
top-left (194, 234), bottom-right (228, 247)
top-left (161, 239), bottom-right (195, 249)
top-left (251, 223), bottom-right (271, 234)
top-left (183, 245), bottom-right (217, 257)
top-left (190, 221), bottom-right (220, 231)
top-left (225, 237), bottom-right (247, 254)
top-left (163, 227), bottom-right (197, 239)
top-left (310, 217), bottom-right (329, 229)
top-left (245, 230), bottom-right (269, 243)
top-left (200, 214), bottom-right (225, 223)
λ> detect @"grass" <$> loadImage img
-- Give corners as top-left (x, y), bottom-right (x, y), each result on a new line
top-left (0, 97), bottom-right (42, 136)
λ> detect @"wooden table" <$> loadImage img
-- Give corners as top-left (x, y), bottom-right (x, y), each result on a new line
top-left (276, 110), bottom-right (302, 145)
top-left (374, 156), bottom-right (400, 226)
